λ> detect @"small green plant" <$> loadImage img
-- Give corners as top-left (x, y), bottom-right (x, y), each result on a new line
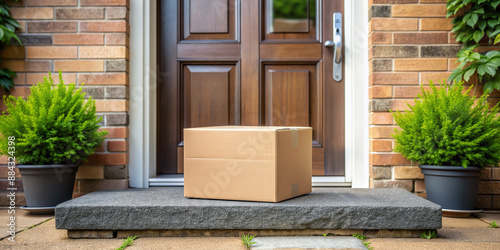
top-left (392, 81), bottom-right (500, 168)
top-left (489, 220), bottom-right (499, 228)
top-left (241, 234), bottom-right (257, 250)
top-left (353, 233), bottom-right (372, 249)
top-left (363, 241), bottom-right (374, 250)
top-left (420, 230), bottom-right (438, 239)
top-left (0, 70), bottom-right (107, 164)
top-left (352, 233), bottom-right (367, 241)
top-left (115, 236), bottom-right (137, 250)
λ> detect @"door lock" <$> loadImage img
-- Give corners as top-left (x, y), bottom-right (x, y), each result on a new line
top-left (323, 13), bottom-right (342, 82)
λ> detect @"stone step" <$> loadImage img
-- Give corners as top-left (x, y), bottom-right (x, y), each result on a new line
top-left (252, 236), bottom-right (367, 250)
top-left (55, 187), bottom-right (441, 238)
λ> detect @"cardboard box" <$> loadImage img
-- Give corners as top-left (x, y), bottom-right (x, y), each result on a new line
top-left (184, 126), bottom-right (312, 202)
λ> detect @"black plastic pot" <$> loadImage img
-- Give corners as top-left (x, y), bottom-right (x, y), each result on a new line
top-left (18, 164), bottom-right (79, 207)
top-left (419, 165), bottom-right (480, 210)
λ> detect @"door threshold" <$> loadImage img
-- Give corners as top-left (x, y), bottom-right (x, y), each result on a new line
top-left (149, 175), bottom-right (351, 187)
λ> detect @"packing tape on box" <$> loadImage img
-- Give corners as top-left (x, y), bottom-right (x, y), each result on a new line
top-left (290, 128), bottom-right (298, 148)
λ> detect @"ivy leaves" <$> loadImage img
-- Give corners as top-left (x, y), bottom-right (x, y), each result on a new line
top-left (448, 46), bottom-right (500, 91)
top-left (0, 0), bottom-right (22, 92)
top-left (448, 0), bottom-right (500, 45)
top-left (447, 0), bottom-right (500, 92)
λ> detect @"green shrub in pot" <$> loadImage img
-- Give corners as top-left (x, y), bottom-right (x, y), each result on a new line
top-left (0, 71), bottom-right (107, 209)
top-left (391, 81), bottom-right (500, 211)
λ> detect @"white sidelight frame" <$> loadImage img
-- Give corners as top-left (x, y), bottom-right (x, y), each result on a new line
top-left (129, 0), bottom-right (369, 188)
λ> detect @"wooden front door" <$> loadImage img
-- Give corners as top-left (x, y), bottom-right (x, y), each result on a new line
top-left (158, 0), bottom-right (345, 176)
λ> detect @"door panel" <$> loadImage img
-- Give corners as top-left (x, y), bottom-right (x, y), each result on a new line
top-left (182, 0), bottom-right (238, 41)
top-left (264, 69), bottom-right (310, 127)
top-left (183, 65), bottom-right (238, 128)
top-left (158, 0), bottom-right (345, 176)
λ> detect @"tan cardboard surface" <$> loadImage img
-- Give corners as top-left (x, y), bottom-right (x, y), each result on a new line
top-left (184, 126), bottom-right (312, 202)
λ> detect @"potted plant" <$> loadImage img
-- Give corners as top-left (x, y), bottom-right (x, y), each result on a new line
top-left (392, 81), bottom-right (500, 211)
top-left (0, 71), bottom-right (107, 210)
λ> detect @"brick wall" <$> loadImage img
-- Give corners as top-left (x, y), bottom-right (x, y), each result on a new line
top-left (0, 0), bottom-right (130, 205)
top-left (368, 0), bottom-right (500, 209)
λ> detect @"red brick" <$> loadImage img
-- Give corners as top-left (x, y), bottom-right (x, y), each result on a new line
top-left (476, 195), bottom-right (492, 209)
top-left (56, 8), bottom-right (105, 20)
top-left (392, 4), bottom-right (446, 17)
top-left (1, 46), bottom-right (25, 59)
top-left (54, 34), bottom-right (104, 45)
top-left (107, 140), bottom-right (128, 152)
top-left (371, 18), bottom-right (418, 31)
top-left (27, 73), bottom-right (76, 85)
top-left (373, 0), bottom-right (417, 3)
top-left (415, 180), bottom-right (426, 192)
top-left (370, 112), bottom-right (393, 125)
top-left (389, 99), bottom-right (416, 111)
top-left (2, 60), bottom-right (51, 72)
top-left (27, 46), bottom-right (77, 59)
top-left (369, 86), bottom-right (392, 98)
top-left (10, 8), bottom-right (54, 19)
top-left (95, 100), bottom-right (128, 111)
top-left (372, 72), bottom-right (419, 85)
top-left (81, 0), bottom-right (127, 6)
top-left (13, 73), bottom-right (26, 86)
top-left (394, 166), bottom-right (424, 179)
top-left (493, 168), bottom-right (500, 180)
top-left (478, 181), bottom-right (500, 194)
top-left (78, 73), bottom-right (127, 85)
top-left (0, 166), bottom-right (21, 178)
top-left (394, 86), bottom-right (432, 98)
top-left (394, 58), bottom-right (448, 71)
top-left (99, 127), bottom-right (128, 138)
top-left (370, 140), bottom-right (393, 152)
top-left (86, 153), bottom-right (128, 165)
top-left (80, 21), bottom-right (126, 32)
top-left (27, 21), bottom-right (77, 33)
top-left (420, 18), bottom-right (453, 31)
top-left (370, 33), bottom-right (392, 45)
top-left (420, 72), bottom-right (451, 84)
top-left (54, 60), bottom-right (104, 72)
top-left (27, 0), bottom-right (77, 6)
top-left (370, 126), bottom-right (397, 139)
top-left (105, 33), bottom-right (127, 45)
top-left (481, 168), bottom-right (492, 180)
top-left (76, 165), bottom-right (104, 179)
top-left (79, 46), bottom-right (127, 59)
top-left (394, 32), bottom-right (448, 44)
top-left (370, 153), bottom-right (412, 165)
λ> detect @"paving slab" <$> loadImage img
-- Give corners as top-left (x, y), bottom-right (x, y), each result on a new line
top-left (0, 219), bottom-right (124, 250)
top-left (0, 209), bottom-right (53, 240)
top-left (474, 212), bottom-right (500, 225)
top-left (252, 236), bottom-right (367, 250)
top-left (441, 217), bottom-right (489, 228)
top-left (55, 187), bottom-right (441, 231)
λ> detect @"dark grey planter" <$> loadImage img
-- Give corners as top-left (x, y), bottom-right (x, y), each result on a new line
top-left (18, 164), bottom-right (79, 207)
top-left (419, 165), bottom-right (480, 210)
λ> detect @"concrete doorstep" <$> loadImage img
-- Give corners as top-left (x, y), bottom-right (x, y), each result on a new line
top-left (55, 187), bottom-right (441, 238)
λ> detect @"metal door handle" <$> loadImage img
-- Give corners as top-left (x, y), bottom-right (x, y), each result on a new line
top-left (323, 13), bottom-right (342, 82)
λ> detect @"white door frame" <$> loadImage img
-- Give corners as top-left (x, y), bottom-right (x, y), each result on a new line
top-left (129, 0), bottom-right (369, 188)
